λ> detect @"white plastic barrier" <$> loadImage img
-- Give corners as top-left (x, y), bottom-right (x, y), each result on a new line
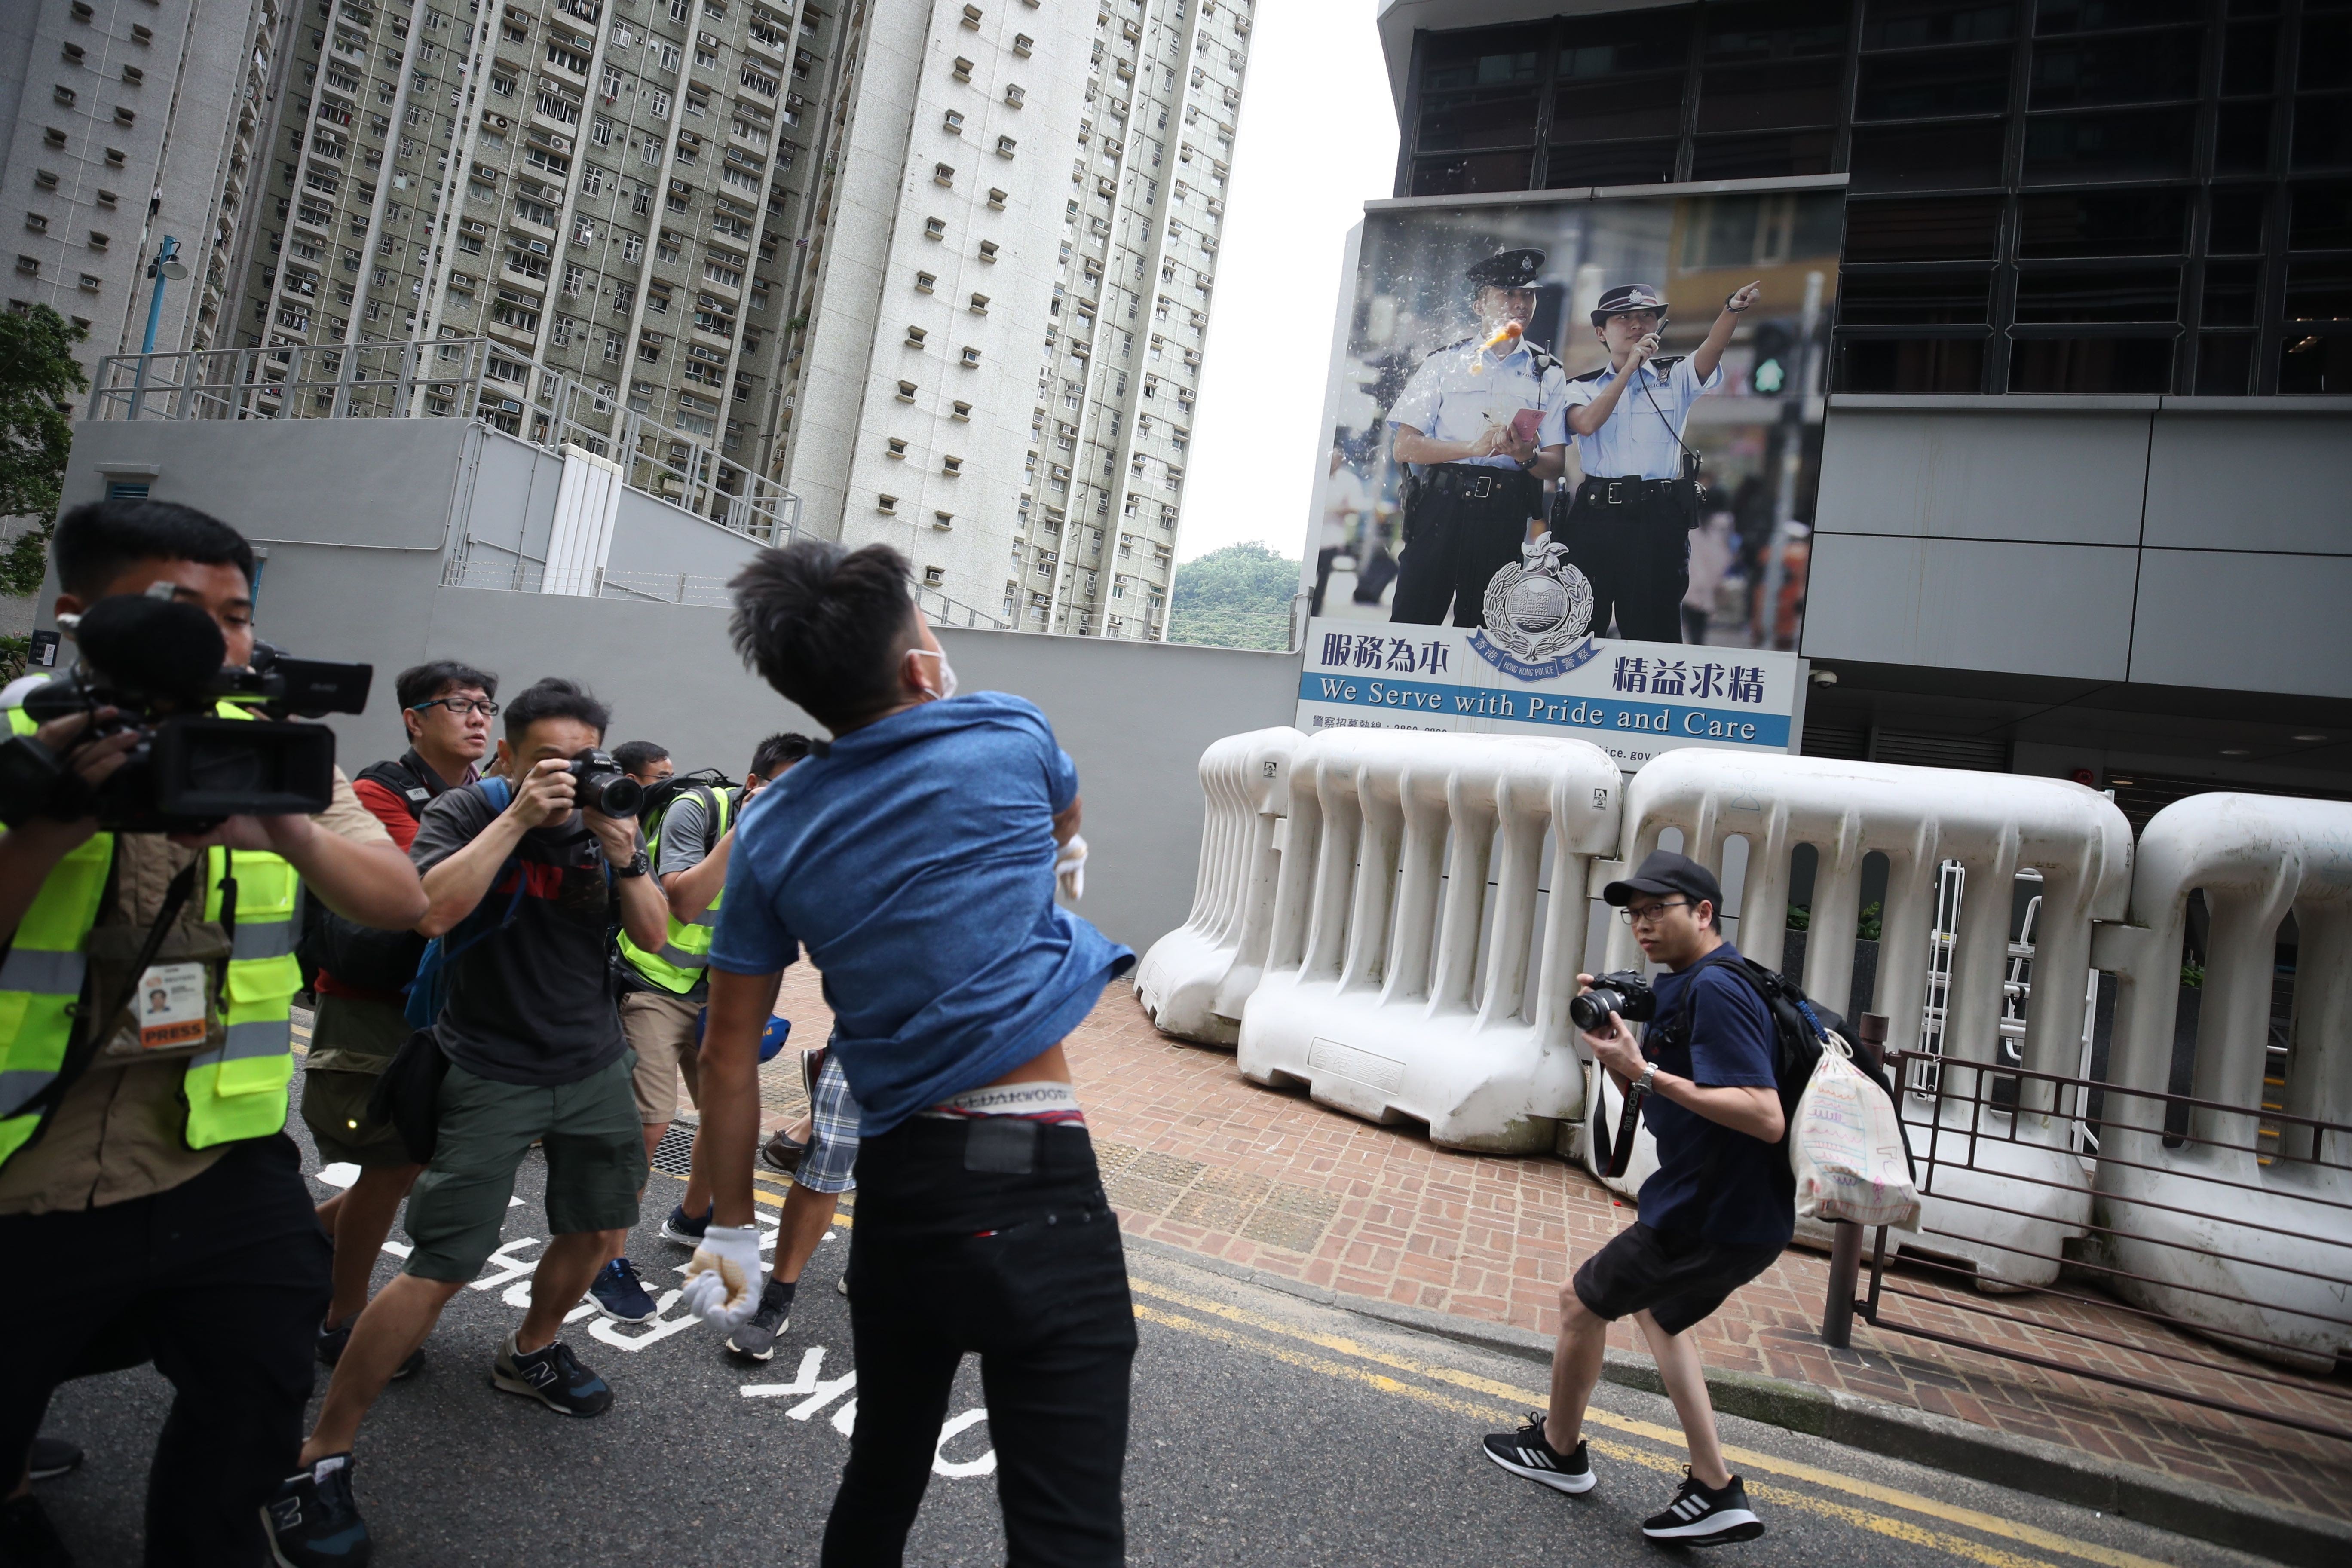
top-left (1134, 728), bottom-right (1302, 1047)
top-left (2090, 794), bottom-right (2352, 1371)
top-left (1580, 750), bottom-right (2132, 1290)
top-left (1234, 729), bottom-right (1623, 1153)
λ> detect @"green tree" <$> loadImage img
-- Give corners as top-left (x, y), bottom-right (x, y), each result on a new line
top-left (0, 306), bottom-right (91, 596)
top-left (1166, 541), bottom-right (1302, 651)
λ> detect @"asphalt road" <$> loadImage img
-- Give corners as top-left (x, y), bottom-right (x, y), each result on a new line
top-left (33, 1136), bottom-right (2286, 1568)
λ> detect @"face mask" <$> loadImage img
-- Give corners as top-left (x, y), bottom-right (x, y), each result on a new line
top-left (912, 648), bottom-right (958, 701)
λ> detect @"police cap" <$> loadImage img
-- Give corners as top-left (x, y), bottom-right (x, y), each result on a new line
top-left (1465, 248), bottom-right (1544, 292)
top-left (1589, 282), bottom-right (1666, 325)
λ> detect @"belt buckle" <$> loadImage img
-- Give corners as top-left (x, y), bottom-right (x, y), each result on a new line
top-left (1605, 480), bottom-right (1623, 506)
top-left (1472, 473), bottom-right (1493, 500)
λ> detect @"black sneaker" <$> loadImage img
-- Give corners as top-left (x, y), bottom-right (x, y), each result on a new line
top-left (1481, 1413), bottom-right (1595, 1495)
top-left (1642, 1469), bottom-right (1764, 1544)
top-left (725, 1277), bottom-right (798, 1362)
top-left (27, 1436), bottom-right (82, 1482)
top-left (659, 1202), bottom-right (714, 1246)
top-left (759, 1127), bottom-right (807, 1173)
top-left (491, 1332), bottom-right (614, 1417)
top-left (587, 1256), bottom-right (658, 1323)
top-left (315, 1321), bottom-right (424, 1379)
top-left (261, 1455), bottom-right (372, 1567)
top-left (0, 1494), bottom-right (73, 1568)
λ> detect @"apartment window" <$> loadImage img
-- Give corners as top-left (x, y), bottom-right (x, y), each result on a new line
top-left (953, 58), bottom-right (975, 83)
top-left (961, 345), bottom-right (982, 365)
top-left (942, 455), bottom-right (963, 475)
top-left (925, 215), bottom-right (947, 239)
top-left (934, 510), bottom-right (954, 530)
top-left (895, 379), bottom-right (918, 400)
top-left (951, 400), bottom-right (972, 419)
top-left (969, 292), bottom-right (989, 313)
top-left (916, 270), bottom-right (937, 292)
top-left (977, 239), bottom-right (998, 261)
top-left (1013, 34), bottom-right (1033, 58)
top-left (877, 493), bottom-right (899, 514)
top-left (886, 436), bottom-right (909, 458)
top-left (1005, 84), bottom-right (1025, 108)
top-left (961, 5), bottom-right (983, 30)
top-left (987, 187), bottom-right (1008, 210)
top-left (934, 162), bottom-right (956, 186)
top-left (996, 135), bottom-right (1017, 158)
top-left (906, 325), bottom-right (928, 347)
top-left (944, 110), bottom-right (965, 135)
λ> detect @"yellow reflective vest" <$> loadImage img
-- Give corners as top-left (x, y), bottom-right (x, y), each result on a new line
top-left (0, 688), bottom-right (303, 1171)
top-left (616, 784), bottom-right (734, 994)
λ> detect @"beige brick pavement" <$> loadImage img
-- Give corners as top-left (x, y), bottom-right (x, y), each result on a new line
top-left (758, 968), bottom-right (2352, 1523)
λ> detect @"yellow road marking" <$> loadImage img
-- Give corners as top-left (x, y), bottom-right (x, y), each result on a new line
top-left (1130, 1278), bottom-right (2176, 1568)
top-left (1132, 1304), bottom-right (2059, 1568)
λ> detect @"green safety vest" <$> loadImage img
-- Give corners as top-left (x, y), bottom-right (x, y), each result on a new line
top-left (616, 784), bottom-right (734, 994)
top-left (0, 689), bottom-right (303, 1170)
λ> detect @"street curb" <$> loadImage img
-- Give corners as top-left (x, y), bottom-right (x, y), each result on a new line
top-left (1121, 1233), bottom-right (2352, 1568)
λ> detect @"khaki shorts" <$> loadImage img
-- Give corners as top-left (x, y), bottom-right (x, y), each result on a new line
top-left (620, 988), bottom-right (703, 1125)
top-left (300, 993), bottom-right (414, 1170)
top-left (401, 1052), bottom-right (647, 1282)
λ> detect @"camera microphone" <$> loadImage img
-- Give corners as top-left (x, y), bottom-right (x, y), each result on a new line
top-left (70, 595), bottom-right (226, 710)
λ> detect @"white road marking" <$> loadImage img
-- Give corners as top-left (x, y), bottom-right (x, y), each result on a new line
top-left (315, 1162), bottom-right (361, 1188)
top-left (932, 1409), bottom-right (995, 1479)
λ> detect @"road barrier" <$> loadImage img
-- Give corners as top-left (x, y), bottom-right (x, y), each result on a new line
top-left (1579, 750), bottom-right (2132, 1289)
top-left (1234, 729), bottom-right (1622, 1153)
top-left (1135, 728), bottom-right (1303, 1046)
top-left (2089, 793), bottom-right (2352, 1371)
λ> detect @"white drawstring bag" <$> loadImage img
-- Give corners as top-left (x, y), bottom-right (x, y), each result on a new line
top-left (1788, 1035), bottom-right (1920, 1231)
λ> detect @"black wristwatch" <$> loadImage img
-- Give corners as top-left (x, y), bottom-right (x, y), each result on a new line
top-left (613, 848), bottom-right (651, 879)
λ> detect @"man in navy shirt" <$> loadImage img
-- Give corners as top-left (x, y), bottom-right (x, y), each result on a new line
top-left (1483, 851), bottom-right (1788, 1545)
top-left (681, 539), bottom-right (1136, 1568)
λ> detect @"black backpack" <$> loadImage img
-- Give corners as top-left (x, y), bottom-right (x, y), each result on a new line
top-left (295, 756), bottom-right (436, 994)
top-left (637, 767), bottom-right (736, 841)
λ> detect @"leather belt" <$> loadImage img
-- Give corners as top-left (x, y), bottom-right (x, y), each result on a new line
top-left (1424, 466), bottom-right (1535, 502)
top-left (1576, 475), bottom-right (1690, 507)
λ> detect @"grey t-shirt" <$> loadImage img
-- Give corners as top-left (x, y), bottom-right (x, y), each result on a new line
top-left (409, 785), bottom-right (631, 1087)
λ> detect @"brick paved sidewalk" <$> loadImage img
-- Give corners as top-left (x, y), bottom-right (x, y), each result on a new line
top-left (745, 968), bottom-right (2352, 1525)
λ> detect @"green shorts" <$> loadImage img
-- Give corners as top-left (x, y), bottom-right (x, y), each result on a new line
top-left (300, 994), bottom-right (414, 1170)
top-left (401, 1051), bottom-right (649, 1283)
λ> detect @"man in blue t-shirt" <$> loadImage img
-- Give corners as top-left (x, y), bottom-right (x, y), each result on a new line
top-left (1483, 850), bottom-right (1788, 1546)
top-left (678, 539), bottom-right (1136, 1568)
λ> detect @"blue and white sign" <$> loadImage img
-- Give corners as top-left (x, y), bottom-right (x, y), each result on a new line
top-left (1296, 616), bottom-right (1801, 771)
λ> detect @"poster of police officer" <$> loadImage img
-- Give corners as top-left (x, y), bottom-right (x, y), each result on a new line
top-left (1296, 190), bottom-right (1841, 767)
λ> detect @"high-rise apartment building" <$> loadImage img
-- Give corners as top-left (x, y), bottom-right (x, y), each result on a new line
top-left (3, 0), bottom-right (287, 389)
top-left (202, 0), bottom-right (1252, 637)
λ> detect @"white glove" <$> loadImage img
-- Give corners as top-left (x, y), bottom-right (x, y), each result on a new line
top-left (680, 1224), bottom-right (766, 1330)
top-left (1054, 833), bottom-right (1088, 901)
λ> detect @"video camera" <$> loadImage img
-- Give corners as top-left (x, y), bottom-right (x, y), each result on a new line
top-left (0, 590), bottom-right (371, 833)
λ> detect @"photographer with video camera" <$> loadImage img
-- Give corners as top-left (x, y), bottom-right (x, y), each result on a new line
top-left (1482, 850), bottom-right (1788, 1546)
top-left (264, 678), bottom-right (669, 1563)
top-left (0, 500), bottom-right (426, 1567)
top-left (299, 661), bottom-right (499, 1375)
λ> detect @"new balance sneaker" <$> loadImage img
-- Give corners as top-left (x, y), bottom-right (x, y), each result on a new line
top-left (660, 1202), bottom-right (715, 1246)
top-left (315, 1321), bottom-right (424, 1379)
top-left (27, 1436), bottom-right (82, 1482)
top-left (491, 1332), bottom-right (614, 1417)
top-left (724, 1277), bottom-right (798, 1362)
top-left (1641, 1469), bottom-right (1764, 1544)
top-left (587, 1256), bottom-right (658, 1323)
top-left (1481, 1413), bottom-right (1595, 1495)
top-left (0, 1494), bottom-right (72, 1568)
top-left (261, 1454), bottom-right (372, 1567)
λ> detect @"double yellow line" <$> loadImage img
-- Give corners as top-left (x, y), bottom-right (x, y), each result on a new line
top-left (1128, 1277), bottom-right (2174, 1568)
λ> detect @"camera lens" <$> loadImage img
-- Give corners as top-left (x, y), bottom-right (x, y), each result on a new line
top-left (1570, 987), bottom-right (1624, 1033)
top-left (591, 772), bottom-right (644, 817)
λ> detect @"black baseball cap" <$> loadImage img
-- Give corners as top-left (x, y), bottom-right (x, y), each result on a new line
top-left (1602, 849), bottom-right (1724, 913)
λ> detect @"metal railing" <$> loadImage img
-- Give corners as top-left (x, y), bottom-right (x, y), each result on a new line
top-left (86, 340), bottom-right (804, 549)
top-left (1819, 1025), bottom-right (2352, 1446)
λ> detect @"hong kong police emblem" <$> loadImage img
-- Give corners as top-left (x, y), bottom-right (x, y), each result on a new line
top-left (1470, 532), bottom-right (1603, 680)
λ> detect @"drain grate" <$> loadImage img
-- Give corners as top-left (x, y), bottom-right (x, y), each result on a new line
top-left (649, 1121), bottom-right (698, 1178)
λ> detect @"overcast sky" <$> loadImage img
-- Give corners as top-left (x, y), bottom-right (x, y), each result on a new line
top-left (1179, 4), bottom-right (1399, 565)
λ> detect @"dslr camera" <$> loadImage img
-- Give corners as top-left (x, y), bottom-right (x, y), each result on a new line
top-left (0, 591), bottom-right (371, 833)
top-left (1570, 969), bottom-right (1657, 1034)
top-left (565, 749), bottom-right (644, 817)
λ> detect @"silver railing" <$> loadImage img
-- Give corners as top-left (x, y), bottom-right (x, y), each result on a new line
top-left (86, 340), bottom-right (805, 550)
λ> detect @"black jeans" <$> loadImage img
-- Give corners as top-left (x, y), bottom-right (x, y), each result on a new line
top-left (1557, 484), bottom-right (1694, 643)
top-left (1390, 473), bottom-right (1540, 627)
top-left (823, 1118), bottom-right (1136, 1568)
top-left (0, 1133), bottom-right (331, 1566)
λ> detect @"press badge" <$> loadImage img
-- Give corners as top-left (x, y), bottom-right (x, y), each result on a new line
top-left (135, 962), bottom-right (209, 1050)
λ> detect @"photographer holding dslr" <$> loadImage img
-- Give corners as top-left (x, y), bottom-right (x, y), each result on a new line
top-left (1482, 850), bottom-right (1787, 1546)
top-left (0, 500), bottom-right (427, 1566)
top-left (266, 678), bottom-right (669, 1564)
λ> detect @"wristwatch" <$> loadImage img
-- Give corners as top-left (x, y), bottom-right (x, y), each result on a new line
top-left (1724, 291), bottom-right (1750, 313)
top-left (613, 848), bottom-right (651, 879)
top-left (1632, 1062), bottom-right (1660, 1097)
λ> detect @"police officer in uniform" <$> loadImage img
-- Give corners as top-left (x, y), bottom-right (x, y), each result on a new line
top-left (1550, 279), bottom-right (1760, 642)
top-left (1386, 248), bottom-right (1571, 626)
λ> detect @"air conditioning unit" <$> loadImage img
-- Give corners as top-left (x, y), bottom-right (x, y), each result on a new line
top-left (490, 115), bottom-right (511, 131)
top-left (528, 238), bottom-right (551, 254)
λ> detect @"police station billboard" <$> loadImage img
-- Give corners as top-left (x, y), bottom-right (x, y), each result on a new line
top-left (1297, 186), bottom-right (1838, 764)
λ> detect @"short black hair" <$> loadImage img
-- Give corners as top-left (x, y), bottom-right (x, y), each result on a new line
top-left (749, 732), bottom-right (812, 779)
top-left (612, 740), bottom-right (670, 775)
top-left (395, 660), bottom-right (499, 711)
top-left (729, 540), bottom-right (919, 729)
top-left (503, 677), bottom-right (610, 744)
top-left (52, 498), bottom-right (256, 599)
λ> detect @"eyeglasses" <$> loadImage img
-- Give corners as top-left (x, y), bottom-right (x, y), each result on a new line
top-left (409, 698), bottom-right (500, 718)
top-left (1618, 899), bottom-right (1693, 927)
